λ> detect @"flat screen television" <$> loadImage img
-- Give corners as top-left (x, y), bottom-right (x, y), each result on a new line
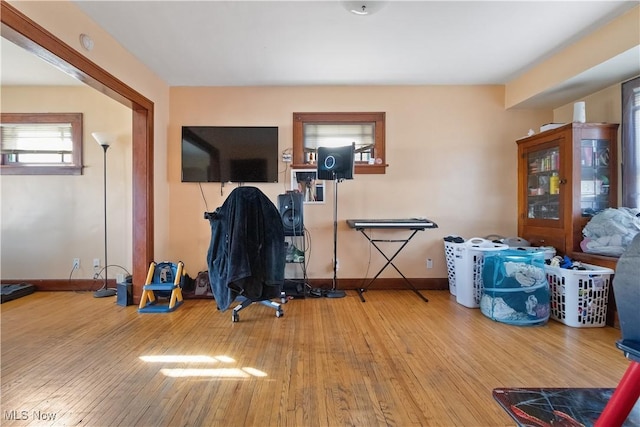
top-left (181, 126), bottom-right (278, 183)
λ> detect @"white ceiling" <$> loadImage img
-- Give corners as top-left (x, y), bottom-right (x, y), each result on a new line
top-left (2, 1), bottom-right (639, 108)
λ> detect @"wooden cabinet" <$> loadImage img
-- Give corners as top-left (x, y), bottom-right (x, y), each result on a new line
top-left (517, 123), bottom-right (619, 256)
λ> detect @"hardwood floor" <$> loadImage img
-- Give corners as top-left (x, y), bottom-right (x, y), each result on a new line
top-left (0, 290), bottom-right (628, 426)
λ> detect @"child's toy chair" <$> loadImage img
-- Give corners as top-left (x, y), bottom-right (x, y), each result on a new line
top-left (138, 261), bottom-right (184, 313)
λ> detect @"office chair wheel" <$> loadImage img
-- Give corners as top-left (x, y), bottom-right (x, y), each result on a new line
top-left (232, 312), bottom-right (239, 323)
top-left (276, 309), bottom-right (283, 318)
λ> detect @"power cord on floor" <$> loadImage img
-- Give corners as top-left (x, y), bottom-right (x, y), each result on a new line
top-left (92, 264), bottom-right (133, 292)
top-left (92, 264), bottom-right (132, 280)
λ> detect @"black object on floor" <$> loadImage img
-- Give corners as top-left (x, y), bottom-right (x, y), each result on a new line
top-left (283, 279), bottom-right (306, 299)
top-left (308, 288), bottom-right (323, 298)
top-left (1, 283), bottom-right (35, 303)
top-left (493, 387), bottom-right (640, 426)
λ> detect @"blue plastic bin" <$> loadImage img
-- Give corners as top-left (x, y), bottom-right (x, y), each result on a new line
top-left (480, 249), bottom-right (550, 326)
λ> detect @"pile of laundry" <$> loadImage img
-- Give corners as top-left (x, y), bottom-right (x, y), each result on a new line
top-left (546, 255), bottom-right (586, 270)
top-left (580, 207), bottom-right (640, 257)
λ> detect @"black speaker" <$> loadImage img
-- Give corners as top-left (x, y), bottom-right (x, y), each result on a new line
top-left (278, 192), bottom-right (304, 236)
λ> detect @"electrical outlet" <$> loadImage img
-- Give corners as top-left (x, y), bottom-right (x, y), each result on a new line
top-left (73, 258), bottom-right (80, 269)
top-left (427, 258), bottom-right (433, 269)
top-left (93, 258), bottom-right (100, 268)
top-left (282, 153), bottom-right (292, 163)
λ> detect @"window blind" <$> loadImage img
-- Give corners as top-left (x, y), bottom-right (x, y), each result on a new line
top-left (1, 122), bottom-right (73, 152)
top-left (303, 123), bottom-right (374, 149)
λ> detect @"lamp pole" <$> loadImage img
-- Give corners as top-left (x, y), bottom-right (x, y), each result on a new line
top-left (94, 140), bottom-right (116, 298)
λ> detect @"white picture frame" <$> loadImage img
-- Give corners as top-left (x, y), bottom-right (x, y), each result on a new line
top-left (291, 169), bottom-right (325, 204)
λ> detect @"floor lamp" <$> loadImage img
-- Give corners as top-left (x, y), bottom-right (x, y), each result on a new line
top-left (92, 132), bottom-right (116, 298)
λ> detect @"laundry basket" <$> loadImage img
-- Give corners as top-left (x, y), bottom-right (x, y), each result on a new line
top-left (545, 263), bottom-right (614, 327)
top-left (443, 236), bottom-right (465, 296)
top-left (454, 237), bottom-right (508, 308)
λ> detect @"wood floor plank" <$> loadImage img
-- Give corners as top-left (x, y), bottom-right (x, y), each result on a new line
top-left (0, 290), bottom-right (629, 426)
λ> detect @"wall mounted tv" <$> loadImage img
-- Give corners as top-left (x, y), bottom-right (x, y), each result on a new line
top-left (181, 126), bottom-right (279, 183)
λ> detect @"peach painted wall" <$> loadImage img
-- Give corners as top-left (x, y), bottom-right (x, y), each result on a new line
top-left (8, 0), bottom-right (172, 261)
top-left (553, 83), bottom-right (622, 125)
top-left (1, 86), bottom-right (132, 280)
top-left (169, 86), bottom-right (551, 280)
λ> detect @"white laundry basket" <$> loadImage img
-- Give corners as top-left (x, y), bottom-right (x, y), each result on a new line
top-left (444, 237), bottom-right (465, 296)
top-left (545, 263), bottom-right (614, 327)
top-left (454, 237), bottom-right (508, 308)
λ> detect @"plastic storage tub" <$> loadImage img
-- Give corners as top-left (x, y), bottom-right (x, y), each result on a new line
top-left (502, 236), bottom-right (530, 247)
top-left (510, 246), bottom-right (556, 260)
top-left (502, 236), bottom-right (556, 260)
top-left (545, 263), bottom-right (614, 327)
top-left (480, 250), bottom-right (550, 326)
top-left (454, 237), bottom-right (508, 308)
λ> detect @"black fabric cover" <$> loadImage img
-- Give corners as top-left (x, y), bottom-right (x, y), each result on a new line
top-left (206, 186), bottom-right (285, 311)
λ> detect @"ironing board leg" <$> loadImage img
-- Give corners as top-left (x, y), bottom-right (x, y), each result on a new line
top-left (596, 361), bottom-right (640, 427)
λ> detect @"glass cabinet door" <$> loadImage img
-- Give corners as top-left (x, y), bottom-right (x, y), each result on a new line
top-left (580, 139), bottom-right (612, 217)
top-left (526, 145), bottom-right (561, 220)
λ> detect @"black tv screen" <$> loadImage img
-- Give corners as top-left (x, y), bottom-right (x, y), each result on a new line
top-left (181, 126), bottom-right (278, 183)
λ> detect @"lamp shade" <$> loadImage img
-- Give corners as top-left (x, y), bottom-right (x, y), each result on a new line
top-left (91, 132), bottom-right (112, 147)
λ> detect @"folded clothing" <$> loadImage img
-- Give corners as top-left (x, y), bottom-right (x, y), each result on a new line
top-left (581, 207), bottom-right (640, 257)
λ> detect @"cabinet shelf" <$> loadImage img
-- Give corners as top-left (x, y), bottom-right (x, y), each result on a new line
top-left (528, 169), bottom-right (559, 176)
top-left (527, 195), bottom-right (560, 199)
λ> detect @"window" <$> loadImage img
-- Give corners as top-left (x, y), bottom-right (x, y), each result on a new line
top-left (293, 112), bottom-right (386, 174)
top-left (621, 77), bottom-right (639, 208)
top-left (1, 113), bottom-right (83, 175)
